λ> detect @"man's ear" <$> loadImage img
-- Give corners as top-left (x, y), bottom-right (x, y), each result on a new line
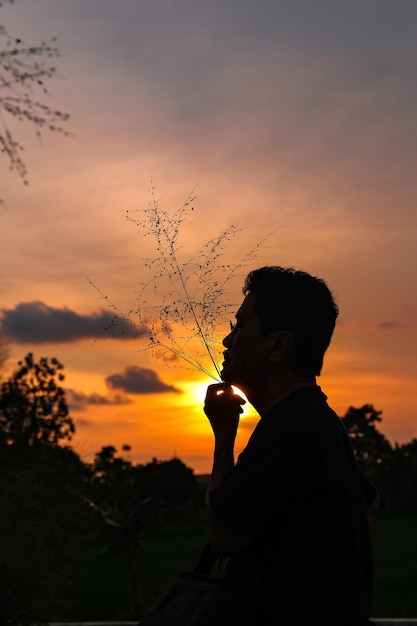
top-left (269, 331), bottom-right (293, 363)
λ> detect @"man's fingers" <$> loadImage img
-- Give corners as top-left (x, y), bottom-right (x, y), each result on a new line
top-left (206, 383), bottom-right (246, 403)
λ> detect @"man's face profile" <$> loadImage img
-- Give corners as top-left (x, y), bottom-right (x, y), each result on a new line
top-left (220, 292), bottom-right (271, 391)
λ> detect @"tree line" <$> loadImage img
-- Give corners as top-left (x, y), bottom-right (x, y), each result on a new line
top-left (0, 352), bottom-right (416, 624)
top-left (0, 353), bottom-right (204, 624)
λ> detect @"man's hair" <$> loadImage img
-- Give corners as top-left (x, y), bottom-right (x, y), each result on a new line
top-left (243, 266), bottom-right (339, 376)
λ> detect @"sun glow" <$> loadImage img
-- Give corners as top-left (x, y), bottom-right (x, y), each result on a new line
top-left (179, 378), bottom-right (239, 404)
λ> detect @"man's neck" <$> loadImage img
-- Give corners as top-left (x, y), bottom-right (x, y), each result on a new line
top-left (247, 374), bottom-right (318, 416)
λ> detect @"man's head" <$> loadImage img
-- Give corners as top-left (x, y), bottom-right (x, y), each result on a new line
top-left (220, 266), bottom-right (338, 391)
top-left (242, 266), bottom-right (338, 376)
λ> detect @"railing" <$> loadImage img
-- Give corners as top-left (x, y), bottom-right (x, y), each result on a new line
top-left (49, 620), bottom-right (417, 626)
top-left (373, 622), bottom-right (417, 626)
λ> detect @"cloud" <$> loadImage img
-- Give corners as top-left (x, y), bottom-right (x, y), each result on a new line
top-left (0, 301), bottom-right (145, 343)
top-left (377, 321), bottom-right (403, 330)
top-left (74, 418), bottom-right (93, 427)
top-left (106, 365), bottom-right (181, 395)
top-left (67, 389), bottom-right (132, 411)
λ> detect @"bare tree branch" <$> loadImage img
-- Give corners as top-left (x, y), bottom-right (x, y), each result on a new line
top-left (0, 0), bottom-right (70, 191)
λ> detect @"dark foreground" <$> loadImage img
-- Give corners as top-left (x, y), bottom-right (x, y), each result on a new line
top-left (43, 515), bottom-right (417, 622)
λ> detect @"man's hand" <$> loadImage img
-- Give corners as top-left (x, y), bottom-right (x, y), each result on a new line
top-left (204, 383), bottom-right (246, 443)
top-left (204, 383), bottom-right (249, 557)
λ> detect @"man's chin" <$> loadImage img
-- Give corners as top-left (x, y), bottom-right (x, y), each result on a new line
top-left (220, 365), bottom-right (237, 386)
top-left (220, 365), bottom-right (231, 384)
top-left (220, 371), bottom-right (246, 398)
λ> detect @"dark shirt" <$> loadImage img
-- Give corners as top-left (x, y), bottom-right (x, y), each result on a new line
top-left (210, 387), bottom-right (376, 625)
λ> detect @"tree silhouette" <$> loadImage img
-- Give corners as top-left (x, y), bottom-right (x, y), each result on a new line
top-left (340, 404), bottom-right (417, 513)
top-left (88, 448), bottom-right (205, 617)
top-left (0, 1), bottom-right (69, 192)
top-left (0, 352), bottom-right (74, 446)
top-left (341, 404), bottom-right (392, 474)
top-left (383, 439), bottom-right (417, 514)
top-left (0, 440), bottom-right (93, 624)
top-left (134, 457), bottom-right (204, 515)
top-left (0, 333), bottom-right (9, 378)
top-left (89, 445), bottom-right (149, 617)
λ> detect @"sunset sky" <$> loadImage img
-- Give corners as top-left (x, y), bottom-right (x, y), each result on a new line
top-left (1, 0), bottom-right (416, 474)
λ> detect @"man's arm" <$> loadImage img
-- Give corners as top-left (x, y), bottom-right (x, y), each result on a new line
top-left (204, 384), bottom-right (250, 556)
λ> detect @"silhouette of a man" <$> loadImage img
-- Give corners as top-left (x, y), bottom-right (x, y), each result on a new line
top-left (204, 266), bottom-right (378, 625)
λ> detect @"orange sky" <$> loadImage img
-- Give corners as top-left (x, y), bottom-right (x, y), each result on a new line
top-left (1, 0), bottom-right (416, 474)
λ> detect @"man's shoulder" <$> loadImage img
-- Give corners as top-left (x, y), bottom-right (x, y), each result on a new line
top-left (265, 385), bottom-right (336, 422)
top-left (258, 385), bottom-right (342, 443)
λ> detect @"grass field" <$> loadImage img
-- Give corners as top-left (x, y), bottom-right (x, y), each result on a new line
top-left (372, 515), bottom-right (417, 618)
top-left (54, 514), bottom-right (417, 621)
top-left (54, 519), bottom-right (207, 621)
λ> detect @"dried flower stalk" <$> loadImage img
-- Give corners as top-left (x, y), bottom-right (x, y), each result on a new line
top-left (123, 185), bottom-right (273, 381)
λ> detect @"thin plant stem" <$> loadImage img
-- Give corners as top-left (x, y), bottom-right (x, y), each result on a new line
top-left (91, 185), bottom-right (277, 382)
